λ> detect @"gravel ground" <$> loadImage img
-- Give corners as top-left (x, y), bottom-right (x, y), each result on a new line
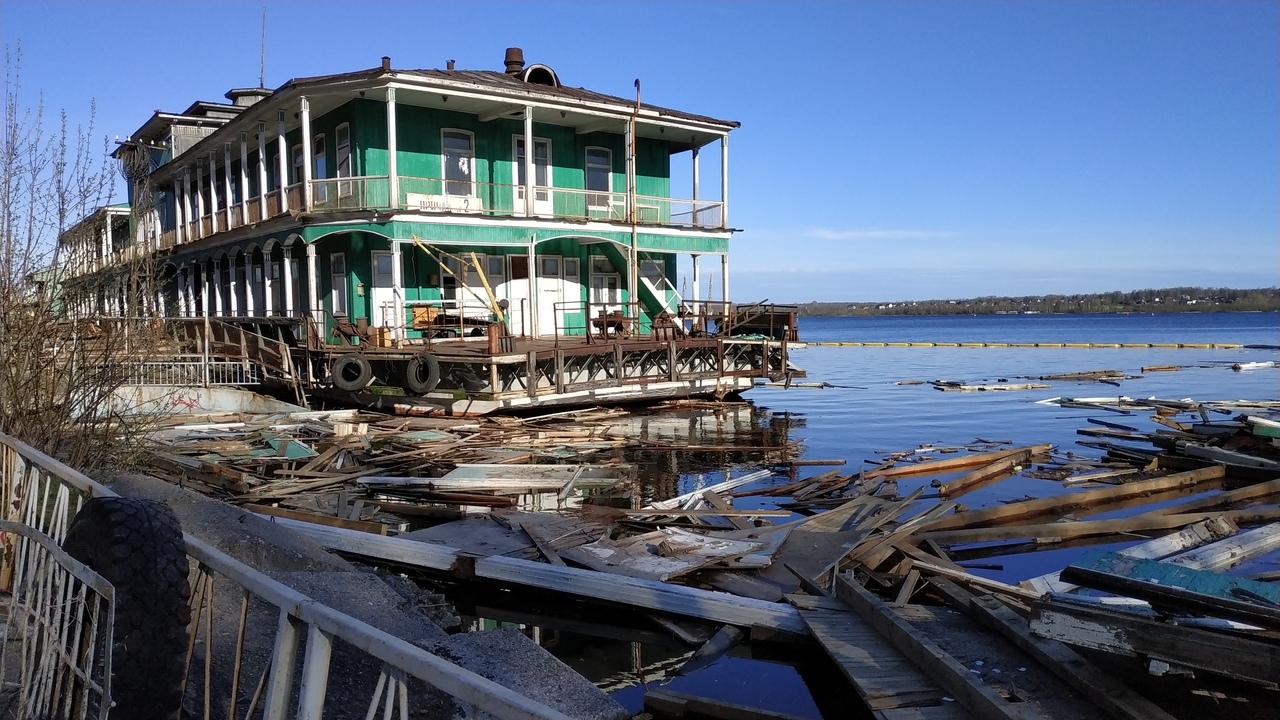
top-left (109, 474), bottom-right (627, 719)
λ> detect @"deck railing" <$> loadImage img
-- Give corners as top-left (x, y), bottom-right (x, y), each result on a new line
top-left (146, 175), bottom-right (723, 252)
top-left (0, 433), bottom-right (572, 720)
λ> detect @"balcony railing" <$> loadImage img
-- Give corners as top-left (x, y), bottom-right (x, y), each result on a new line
top-left (157, 175), bottom-right (724, 250)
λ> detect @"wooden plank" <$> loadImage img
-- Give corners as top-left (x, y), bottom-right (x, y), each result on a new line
top-left (702, 489), bottom-right (752, 531)
top-left (925, 465), bottom-right (1227, 532)
top-left (245, 504), bottom-right (387, 535)
top-left (475, 555), bottom-right (807, 635)
top-left (874, 445), bottom-right (1053, 481)
top-left (929, 580), bottom-right (1178, 720)
top-left (518, 520), bottom-right (567, 567)
top-left (1020, 516), bottom-right (1238, 596)
top-left (621, 508), bottom-right (791, 518)
top-left (644, 689), bottom-right (813, 720)
top-left (280, 514), bottom-right (805, 633)
top-left (799, 606), bottom-right (948, 711)
top-left (1166, 522), bottom-right (1280, 573)
top-left (924, 507), bottom-right (1280, 546)
top-left (1061, 550), bottom-right (1280, 629)
top-left (1030, 596), bottom-right (1280, 687)
top-left (1155, 476), bottom-right (1280, 516)
top-left (833, 574), bottom-right (1047, 720)
top-left (936, 454), bottom-right (1026, 497)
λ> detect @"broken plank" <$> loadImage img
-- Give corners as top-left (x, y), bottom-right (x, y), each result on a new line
top-left (926, 465), bottom-right (1227, 532)
top-left (644, 689), bottom-right (812, 720)
top-left (929, 581), bottom-right (1178, 720)
top-left (244, 504), bottom-right (387, 535)
top-left (833, 573), bottom-right (1046, 720)
top-left (875, 446), bottom-right (1053, 481)
top-left (937, 452), bottom-right (1031, 497)
top-left (519, 520), bottom-right (567, 566)
top-left (1061, 549), bottom-right (1280, 629)
top-left (1020, 516), bottom-right (1238, 596)
top-left (1165, 522), bottom-right (1280, 573)
top-left (924, 507), bottom-right (1280, 546)
top-left (1030, 595), bottom-right (1280, 687)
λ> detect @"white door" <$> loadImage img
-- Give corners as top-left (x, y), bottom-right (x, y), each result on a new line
top-left (537, 255), bottom-right (563, 336)
top-left (514, 137), bottom-right (552, 216)
top-left (505, 255), bottom-right (531, 336)
top-left (370, 250), bottom-right (396, 327)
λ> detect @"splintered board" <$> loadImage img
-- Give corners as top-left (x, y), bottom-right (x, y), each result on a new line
top-left (1061, 549), bottom-right (1280, 629)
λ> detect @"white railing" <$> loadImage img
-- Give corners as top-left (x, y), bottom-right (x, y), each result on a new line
top-left (0, 433), bottom-right (573, 720)
top-left (115, 358), bottom-right (261, 387)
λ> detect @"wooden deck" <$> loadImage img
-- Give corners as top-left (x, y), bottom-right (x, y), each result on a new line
top-left (789, 594), bottom-right (963, 718)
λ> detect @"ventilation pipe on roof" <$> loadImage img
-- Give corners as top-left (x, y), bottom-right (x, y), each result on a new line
top-left (447, 59), bottom-right (455, 71)
top-left (504, 48), bottom-right (525, 75)
top-left (381, 56), bottom-right (391, 71)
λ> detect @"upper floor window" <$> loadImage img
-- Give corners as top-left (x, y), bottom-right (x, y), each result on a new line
top-left (442, 130), bottom-right (474, 196)
top-left (585, 147), bottom-right (612, 207)
top-left (335, 123), bottom-right (352, 197)
top-left (313, 134), bottom-right (328, 202)
top-left (291, 145), bottom-right (303, 186)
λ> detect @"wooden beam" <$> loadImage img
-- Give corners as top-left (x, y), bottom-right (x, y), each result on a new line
top-left (1155, 476), bottom-right (1280, 516)
top-left (245, 504), bottom-right (387, 535)
top-left (1020, 516), bottom-right (1238, 596)
top-left (644, 689), bottom-right (813, 720)
top-left (833, 574), bottom-right (1047, 720)
top-left (937, 453), bottom-right (1027, 497)
top-left (875, 445), bottom-right (1053, 480)
top-left (926, 465), bottom-right (1227, 532)
top-left (928, 581), bottom-right (1178, 720)
top-left (1030, 597), bottom-right (1280, 687)
top-left (1060, 550), bottom-right (1280, 630)
top-left (1165, 522), bottom-right (1280, 573)
top-left (924, 507), bottom-right (1280, 546)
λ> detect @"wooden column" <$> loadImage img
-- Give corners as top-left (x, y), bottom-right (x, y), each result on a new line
top-left (276, 110), bottom-right (289, 212)
top-left (300, 97), bottom-right (312, 211)
top-left (386, 88), bottom-right (398, 209)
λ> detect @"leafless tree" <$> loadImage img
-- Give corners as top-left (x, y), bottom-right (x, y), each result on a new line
top-left (0, 44), bottom-right (165, 470)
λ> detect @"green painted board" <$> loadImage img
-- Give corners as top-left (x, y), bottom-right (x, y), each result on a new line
top-left (1062, 549), bottom-right (1280, 629)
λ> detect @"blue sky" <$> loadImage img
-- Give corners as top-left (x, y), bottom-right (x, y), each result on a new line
top-left (2, 1), bottom-right (1276, 302)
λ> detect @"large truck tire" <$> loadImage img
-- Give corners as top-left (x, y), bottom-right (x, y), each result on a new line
top-left (63, 496), bottom-right (192, 720)
top-left (403, 353), bottom-right (442, 395)
top-left (331, 353), bottom-right (374, 391)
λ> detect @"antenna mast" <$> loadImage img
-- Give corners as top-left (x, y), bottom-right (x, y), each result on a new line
top-left (259, 5), bottom-right (267, 88)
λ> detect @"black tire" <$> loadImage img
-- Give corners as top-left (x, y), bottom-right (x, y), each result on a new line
top-left (331, 352), bottom-right (373, 391)
top-left (63, 497), bottom-right (191, 720)
top-left (403, 353), bottom-right (441, 395)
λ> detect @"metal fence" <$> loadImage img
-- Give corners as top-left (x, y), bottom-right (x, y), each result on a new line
top-left (0, 433), bottom-right (572, 720)
top-left (115, 358), bottom-right (262, 387)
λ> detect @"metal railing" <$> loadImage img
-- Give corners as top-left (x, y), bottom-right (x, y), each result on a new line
top-left (115, 358), bottom-right (261, 386)
top-left (310, 176), bottom-right (391, 212)
top-left (1, 438), bottom-right (115, 720)
top-left (0, 433), bottom-right (572, 720)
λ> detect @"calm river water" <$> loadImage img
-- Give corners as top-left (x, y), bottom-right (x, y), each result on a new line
top-left (516, 313), bottom-right (1280, 717)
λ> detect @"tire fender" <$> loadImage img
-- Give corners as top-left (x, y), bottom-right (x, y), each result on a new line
top-left (403, 353), bottom-right (442, 395)
top-left (331, 352), bottom-right (373, 391)
top-left (63, 497), bottom-right (192, 720)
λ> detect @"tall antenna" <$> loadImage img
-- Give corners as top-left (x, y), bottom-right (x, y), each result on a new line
top-left (258, 5), bottom-right (267, 88)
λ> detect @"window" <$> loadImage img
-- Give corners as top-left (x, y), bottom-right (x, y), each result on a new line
top-left (313, 134), bottom-right (327, 202)
top-left (291, 145), bottom-right (303, 186)
top-left (486, 256), bottom-right (505, 277)
top-left (563, 258), bottom-right (580, 280)
top-left (442, 130), bottom-right (474, 196)
top-left (540, 257), bottom-right (560, 277)
top-left (514, 137), bottom-right (551, 203)
top-left (591, 256), bottom-right (615, 274)
top-left (590, 275), bottom-right (620, 305)
top-left (641, 258), bottom-right (665, 284)
top-left (270, 153), bottom-right (279, 191)
top-left (330, 252), bottom-right (348, 316)
top-left (336, 124), bottom-right (352, 197)
top-left (585, 147), bottom-right (612, 207)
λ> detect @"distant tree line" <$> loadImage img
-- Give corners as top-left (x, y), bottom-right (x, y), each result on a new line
top-left (793, 287), bottom-right (1280, 317)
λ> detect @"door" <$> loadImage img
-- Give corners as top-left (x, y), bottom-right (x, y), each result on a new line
top-left (507, 255), bottom-right (530, 336)
top-left (537, 255), bottom-right (563, 336)
top-left (370, 250), bottom-right (396, 327)
top-left (514, 137), bottom-right (552, 216)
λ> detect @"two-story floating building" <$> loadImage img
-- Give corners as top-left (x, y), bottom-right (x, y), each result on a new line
top-left (59, 49), bottom-right (799, 413)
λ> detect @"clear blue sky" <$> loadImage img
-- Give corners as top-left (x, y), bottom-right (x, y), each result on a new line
top-left (3, 1), bottom-right (1276, 302)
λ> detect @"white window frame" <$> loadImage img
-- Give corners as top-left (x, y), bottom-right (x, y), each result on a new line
top-left (329, 252), bottom-right (348, 316)
top-left (585, 146), bottom-right (613, 208)
top-left (563, 257), bottom-right (580, 280)
top-left (335, 123), bottom-right (352, 197)
top-left (513, 136), bottom-right (552, 199)
top-left (313, 133), bottom-right (328, 202)
top-left (441, 129), bottom-right (476, 197)
top-left (291, 145), bottom-right (304, 186)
